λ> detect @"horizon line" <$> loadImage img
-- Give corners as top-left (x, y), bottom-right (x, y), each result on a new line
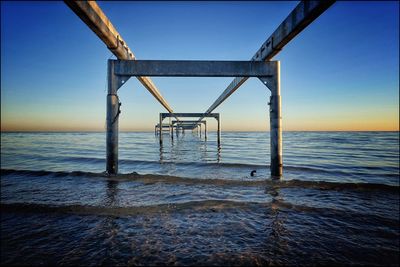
top-left (1, 130), bottom-right (399, 133)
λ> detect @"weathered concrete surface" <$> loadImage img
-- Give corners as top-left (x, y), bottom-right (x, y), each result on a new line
top-left (106, 60), bottom-right (120, 174)
top-left (113, 60), bottom-right (277, 77)
top-left (260, 62), bottom-right (282, 177)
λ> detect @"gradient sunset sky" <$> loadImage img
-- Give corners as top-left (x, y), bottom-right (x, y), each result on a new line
top-left (1, 1), bottom-right (399, 132)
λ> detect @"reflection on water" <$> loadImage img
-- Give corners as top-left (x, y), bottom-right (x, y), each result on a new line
top-left (159, 131), bottom-right (222, 165)
top-left (267, 183), bottom-right (288, 265)
top-left (0, 131), bottom-right (399, 265)
top-left (159, 145), bottom-right (164, 163)
top-left (1, 131), bottom-right (398, 184)
top-left (105, 180), bottom-right (118, 207)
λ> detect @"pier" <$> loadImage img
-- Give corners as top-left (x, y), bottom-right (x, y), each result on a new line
top-left (65, 0), bottom-right (335, 177)
top-left (159, 113), bottom-right (220, 146)
top-left (172, 120), bottom-right (207, 139)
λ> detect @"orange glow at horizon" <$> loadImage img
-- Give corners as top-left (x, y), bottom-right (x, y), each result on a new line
top-left (2, 114), bottom-right (398, 132)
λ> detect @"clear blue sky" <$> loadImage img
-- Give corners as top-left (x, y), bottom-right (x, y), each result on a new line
top-left (1, 1), bottom-right (399, 131)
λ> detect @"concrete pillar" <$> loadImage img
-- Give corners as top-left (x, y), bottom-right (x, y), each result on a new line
top-left (269, 61), bottom-right (282, 178)
top-left (170, 120), bottom-right (174, 141)
top-left (199, 124), bottom-right (202, 138)
top-left (106, 60), bottom-right (120, 174)
top-left (159, 114), bottom-right (163, 145)
top-left (204, 121), bottom-right (207, 140)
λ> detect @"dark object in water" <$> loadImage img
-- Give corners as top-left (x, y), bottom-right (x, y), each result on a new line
top-left (250, 170), bottom-right (256, 176)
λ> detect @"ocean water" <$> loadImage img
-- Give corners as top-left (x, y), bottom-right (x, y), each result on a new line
top-left (1, 131), bottom-right (399, 266)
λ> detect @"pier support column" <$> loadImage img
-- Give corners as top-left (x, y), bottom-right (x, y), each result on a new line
top-left (199, 124), bottom-right (202, 138)
top-left (204, 121), bottom-right (207, 140)
top-left (170, 118), bottom-right (174, 141)
top-left (106, 60), bottom-right (129, 175)
top-left (260, 61), bottom-right (282, 178)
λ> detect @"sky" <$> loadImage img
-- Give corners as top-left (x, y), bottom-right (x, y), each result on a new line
top-left (1, 1), bottom-right (399, 132)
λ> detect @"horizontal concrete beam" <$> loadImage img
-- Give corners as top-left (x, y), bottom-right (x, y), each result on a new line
top-left (172, 120), bottom-right (206, 125)
top-left (177, 125), bottom-right (198, 128)
top-left (179, 126), bottom-right (198, 130)
top-left (203, 0), bottom-right (335, 115)
top-left (155, 125), bottom-right (173, 128)
top-left (161, 113), bottom-right (219, 119)
top-left (113, 60), bottom-right (277, 77)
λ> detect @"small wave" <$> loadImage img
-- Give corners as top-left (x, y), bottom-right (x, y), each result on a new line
top-left (121, 159), bottom-right (268, 169)
top-left (63, 157), bottom-right (399, 178)
top-left (0, 168), bottom-right (104, 178)
top-left (2, 201), bottom-right (398, 228)
top-left (64, 156), bottom-right (266, 168)
top-left (286, 165), bottom-right (399, 178)
top-left (65, 156), bottom-right (105, 164)
top-left (272, 179), bottom-right (400, 192)
top-left (1, 169), bottom-right (398, 192)
top-left (0, 200), bottom-right (261, 216)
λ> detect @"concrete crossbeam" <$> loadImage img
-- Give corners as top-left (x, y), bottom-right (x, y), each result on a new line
top-left (113, 60), bottom-right (277, 77)
top-left (172, 120), bottom-right (206, 125)
top-left (161, 113), bottom-right (219, 119)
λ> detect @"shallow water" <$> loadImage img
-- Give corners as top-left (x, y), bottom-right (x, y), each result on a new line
top-left (1, 131), bottom-right (399, 266)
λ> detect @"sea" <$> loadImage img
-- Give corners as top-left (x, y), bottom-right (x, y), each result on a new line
top-left (1, 131), bottom-right (399, 266)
